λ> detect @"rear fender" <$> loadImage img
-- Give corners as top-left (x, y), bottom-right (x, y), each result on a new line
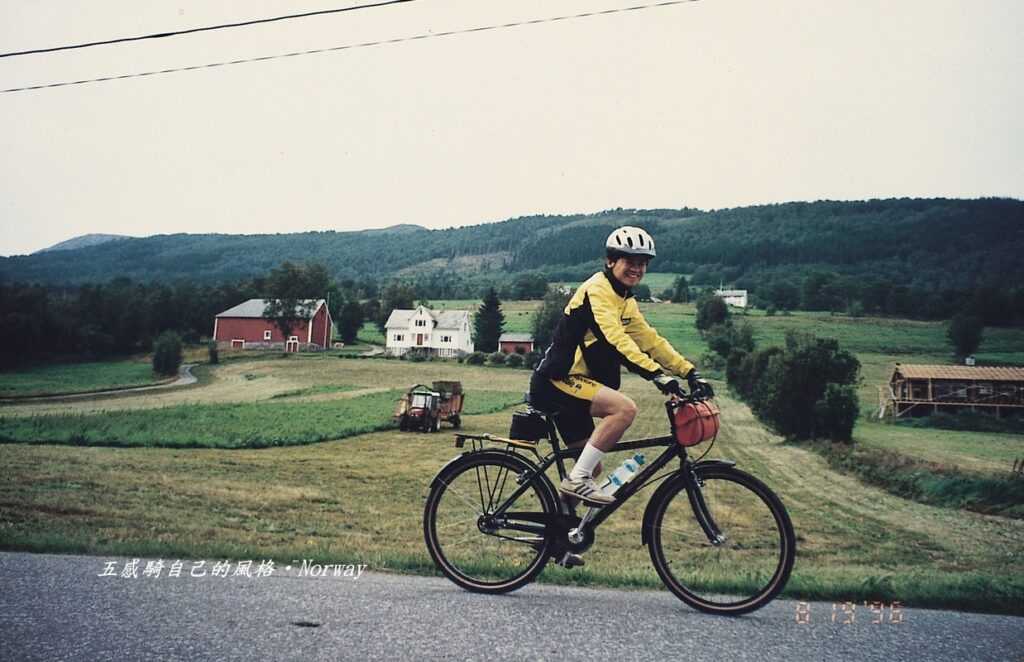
top-left (640, 459), bottom-right (736, 546)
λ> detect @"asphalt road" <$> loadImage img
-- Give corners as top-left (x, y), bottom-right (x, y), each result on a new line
top-left (1, 552), bottom-right (1020, 662)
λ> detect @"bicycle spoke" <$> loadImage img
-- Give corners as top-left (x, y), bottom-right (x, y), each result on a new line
top-left (438, 477), bottom-right (486, 514)
top-left (648, 469), bottom-right (794, 615)
top-left (433, 514), bottom-right (481, 533)
top-left (425, 453), bottom-right (555, 593)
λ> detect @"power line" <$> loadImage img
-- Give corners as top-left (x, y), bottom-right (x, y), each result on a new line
top-left (0, 0), bottom-right (418, 59)
top-left (1, 1), bottom-right (699, 95)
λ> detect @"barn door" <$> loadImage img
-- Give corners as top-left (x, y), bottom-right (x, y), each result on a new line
top-left (286, 336), bottom-right (299, 353)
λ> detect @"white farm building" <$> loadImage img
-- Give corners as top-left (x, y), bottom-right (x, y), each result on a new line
top-left (384, 306), bottom-right (473, 357)
top-left (714, 289), bottom-right (749, 308)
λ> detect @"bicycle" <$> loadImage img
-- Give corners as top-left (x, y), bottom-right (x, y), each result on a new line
top-left (423, 387), bottom-right (796, 616)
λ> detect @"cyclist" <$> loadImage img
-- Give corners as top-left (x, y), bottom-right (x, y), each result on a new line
top-left (530, 225), bottom-right (713, 508)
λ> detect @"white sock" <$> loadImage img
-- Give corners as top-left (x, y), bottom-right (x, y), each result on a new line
top-left (570, 444), bottom-right (605, 481)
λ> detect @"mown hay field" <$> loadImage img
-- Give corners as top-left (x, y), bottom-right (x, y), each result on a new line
top-left (1, 358), bottom-right (1022, 614)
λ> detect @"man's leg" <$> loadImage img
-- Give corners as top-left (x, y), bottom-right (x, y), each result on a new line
top-left (568, 386), bottom-right (637, 481)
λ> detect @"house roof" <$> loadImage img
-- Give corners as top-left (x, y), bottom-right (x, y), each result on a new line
top-left (499, 333), bottom-right (534, 343)
top-left (384, 306), bottom-right (470, 330)
top-left (216, 299), bottom-right (325, 319)
top-left (892, 364), bottom-right (1024, 381)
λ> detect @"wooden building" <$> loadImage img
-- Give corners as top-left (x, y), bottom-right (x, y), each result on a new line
top-left (884, 364), bottom-right (1024, 418)
top-left (498, 333), bottom-right (535, 354)
top-left (214, 299), bottom-right (332, 352)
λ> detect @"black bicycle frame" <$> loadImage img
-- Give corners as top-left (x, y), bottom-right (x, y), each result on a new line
top-left (488, 401), bottom-right (723, 541)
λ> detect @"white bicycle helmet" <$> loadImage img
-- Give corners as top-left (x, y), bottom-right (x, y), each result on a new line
top-left (606, 226), bottom-right (656, 259)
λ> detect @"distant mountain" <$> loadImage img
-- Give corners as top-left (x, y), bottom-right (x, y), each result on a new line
top-left (2, 199), bottom-right (1021, 293)
top-left (34, 233), bottom-right (130, 254)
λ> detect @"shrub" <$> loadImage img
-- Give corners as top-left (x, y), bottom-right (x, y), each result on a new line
top-left (814, 383), bottom-right (860, 443)
top-left (524, 350), bottom-right (543, 370)
top-left (466, 352), bottom-right (487, 365)
top-left (700, 351), bottom-right (725, 373)
top-left (152, 331), bottom-right (183, 376)
top-left (505, 352), bottom-right (524, 368)
top-left (207, 341), bottom-right (219, 365)
top-left (695, 293), bottom-right (730, 332)
top-left (488, 351), bottom-right (506, 365)
top-left (764, 306), bottom-right (777, 317)
top-left (406, 349), bottom-right (429, 362)
top-left (705, 321), bottom-right (755, 359)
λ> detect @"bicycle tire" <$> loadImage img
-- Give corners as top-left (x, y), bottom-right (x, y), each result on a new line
top-left (424, 451), bottom-right (558, 594)
top-left (647, 466), bottom-right (795, 615)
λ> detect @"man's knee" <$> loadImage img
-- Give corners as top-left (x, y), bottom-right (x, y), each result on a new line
top-left (617, 397), bottom-right (639, 424)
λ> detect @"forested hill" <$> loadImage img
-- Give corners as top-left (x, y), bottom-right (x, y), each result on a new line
top-left (2, 198), bottom-right (1021, 292)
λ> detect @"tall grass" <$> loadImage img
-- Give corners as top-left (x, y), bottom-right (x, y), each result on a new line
top-left (0, 361), bottom-right (162, 397)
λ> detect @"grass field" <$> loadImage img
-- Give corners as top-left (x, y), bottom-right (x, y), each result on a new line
top-left (0, 360), bottom-right (165, 397)
top-left (2, 364), bottom-right (1021, 614)
top-left (3, 300), bottom-right (1024, 614)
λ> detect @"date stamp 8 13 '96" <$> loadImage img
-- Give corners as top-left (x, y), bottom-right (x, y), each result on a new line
top-left (795, 601), bottom-right (905, 625)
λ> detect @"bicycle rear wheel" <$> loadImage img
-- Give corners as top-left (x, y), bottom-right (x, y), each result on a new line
top-left (424, 451), bottom-right (557, 594)
top-left (648, 466), bottom-right (795, 615)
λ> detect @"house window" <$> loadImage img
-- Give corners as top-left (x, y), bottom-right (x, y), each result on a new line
top-left (264, 330), bottom-right (272, 341)
top-left (394, 334), bottom-right (404, 342)
top-left (415, 319), bottom-right (427, 327)
top-left (441, 335), bottom-right (451, 343)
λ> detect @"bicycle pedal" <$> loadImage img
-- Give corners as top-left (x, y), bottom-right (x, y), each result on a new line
top-left (556, 552), bottom-right (585, 569)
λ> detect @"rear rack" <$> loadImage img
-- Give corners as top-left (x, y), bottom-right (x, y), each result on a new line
top-left (454, 433), bottom-right (540, 452)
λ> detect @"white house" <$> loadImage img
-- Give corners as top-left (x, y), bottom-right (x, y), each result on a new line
top-left (714, 289), bottom-right (749, 308)
top-left (384, 306), bottom-right (473, 357)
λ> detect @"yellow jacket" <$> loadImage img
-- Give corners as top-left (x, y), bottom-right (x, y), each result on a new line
top-left (535, 269), bottom-right (694, 389)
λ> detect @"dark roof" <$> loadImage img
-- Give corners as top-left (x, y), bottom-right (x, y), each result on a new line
top-left (499, 333), bottom-right (534, 343)
top-left (216, 299), bottom-right (325, 319)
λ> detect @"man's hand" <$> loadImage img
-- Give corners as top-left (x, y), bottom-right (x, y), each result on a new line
top-left (687, 370), bottom-right (715, 399)
top-left (652, 374), bottom-right (684, 396)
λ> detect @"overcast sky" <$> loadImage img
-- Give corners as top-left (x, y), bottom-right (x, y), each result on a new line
top-left (1, 0), bottom-right (1021, 256)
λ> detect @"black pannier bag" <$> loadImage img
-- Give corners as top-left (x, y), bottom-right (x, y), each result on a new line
top-left (509, 410), bottom-right (549, 441)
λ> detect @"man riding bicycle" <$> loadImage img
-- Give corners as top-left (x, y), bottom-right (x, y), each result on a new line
top-left (530, 225), bottom-right (713, 509)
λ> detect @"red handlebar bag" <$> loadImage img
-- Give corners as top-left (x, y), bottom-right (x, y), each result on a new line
top-left (672, 400), bottom-right (721, 447)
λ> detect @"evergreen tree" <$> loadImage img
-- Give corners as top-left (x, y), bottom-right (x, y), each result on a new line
top-left (531, 288), bottom-right (571, 351)
top-left (947, 314), bottom-right (984, 358)
top-left (338, 300), bottom-right (365, 344)
top-left (474, 287), bottom-right (505, 352)
top-left (672, 275), bottom-right (690, 303)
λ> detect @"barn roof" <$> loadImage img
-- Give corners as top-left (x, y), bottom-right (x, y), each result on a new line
top-left (891, 364), bottom-right (1024, 381)
top-left (384, 306), bottom-right (470, 330)
top-left (216, 299), bottom-right (325, 319)
top-left (499, 333), bottom-right (534, 343)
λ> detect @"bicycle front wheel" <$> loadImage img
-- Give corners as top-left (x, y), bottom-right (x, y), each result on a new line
top-left (648, 466), bottom-right (795, 615)
top-left (424, 451), bottom-right (557, 594)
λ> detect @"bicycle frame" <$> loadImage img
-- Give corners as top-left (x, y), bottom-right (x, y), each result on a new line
top-left (462, 400), bottom-right (731, 547)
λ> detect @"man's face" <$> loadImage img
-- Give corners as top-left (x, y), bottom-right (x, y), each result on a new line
top-left (608, 255), bottom-right (649, 288)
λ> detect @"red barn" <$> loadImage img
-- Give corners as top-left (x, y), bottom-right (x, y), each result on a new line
top-left (213, 299), bottom-right (332, 351)
top-left (498, 333), bottom-right (534, 354)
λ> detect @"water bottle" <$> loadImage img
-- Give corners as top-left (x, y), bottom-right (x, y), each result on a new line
top-left (599, 453), bottom-right (646, 496)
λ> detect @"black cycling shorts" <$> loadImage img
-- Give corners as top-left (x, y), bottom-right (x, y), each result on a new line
top-left (528, 371), bottom-right (596, 446)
